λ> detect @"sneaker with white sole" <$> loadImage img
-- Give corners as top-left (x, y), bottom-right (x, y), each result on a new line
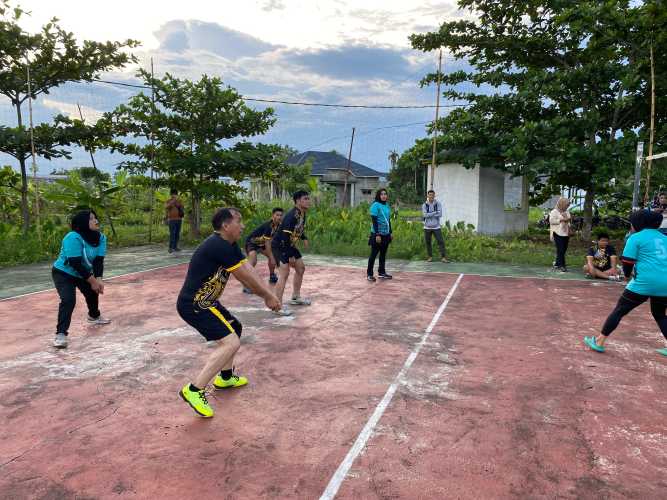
top-left (289, 296), bottom-right (311, 306)
top-left (273, 307), bottom-right (293, 316)
top-left (53, 333), bottom-right (68, 348)
top-left (87, 315), bottom-right (111, 325)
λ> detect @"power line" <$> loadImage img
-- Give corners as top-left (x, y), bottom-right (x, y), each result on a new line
top-left (91, 78), bottom-right (468, 110)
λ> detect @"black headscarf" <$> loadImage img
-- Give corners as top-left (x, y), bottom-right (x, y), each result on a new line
top-left (374, 189), bottom-right (388, 204)
top-left (71, 210), bottom-right (101, 247)
top-left (629, 209), bottom-right (663, 233)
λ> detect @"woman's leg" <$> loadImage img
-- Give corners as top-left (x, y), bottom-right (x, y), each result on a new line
top-left (367, 241), bottom-right (380, 276)
top-left (562, 235), bottom-right (570, 268)
top-left (378, 238), bottom-right (389, 275)
top-left (649, 297), bottom-right (667, 341)
top-left (75, 277), bottom-right (100, 319)
top-left (553, 234), bottom-right (565, 267)
top-left (52, 270), bottom-right (77, 334)
top-left (597, 290), bottom-right (649, 346)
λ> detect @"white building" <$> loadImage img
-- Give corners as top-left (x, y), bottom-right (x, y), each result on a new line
top-left (427, 161), bottom-right (529, 235)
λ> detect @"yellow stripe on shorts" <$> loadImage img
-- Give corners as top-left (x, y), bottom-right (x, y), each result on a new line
top-left (209, 306), bottom-right (235, 334)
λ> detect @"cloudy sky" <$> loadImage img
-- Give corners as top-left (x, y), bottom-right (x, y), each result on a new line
top-left (2, 0), bottom-right (468, 174)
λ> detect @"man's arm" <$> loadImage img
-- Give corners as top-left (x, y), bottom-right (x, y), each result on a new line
top-left (585, 256), bottom-right (595, 275)
top-left (232, 263), bottom-right (280, 311)
top-left (609, 255), bottom-right (619, 274)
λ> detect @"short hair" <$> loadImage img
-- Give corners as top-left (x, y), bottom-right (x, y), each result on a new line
top-left (170, 188), bottom-right (178, 195)
top-left (272, 207), bottom-right (284, 214)
top-left (596, 232), bottom-right (610, 240)
top-left (211, 207), bottom-right (240, 230)
top-left (292, 190), bottom-right (309, 203)
top-left (427, 190), bottom-right (435, 195)
top-left (659, 192), bottom-right (666, 197)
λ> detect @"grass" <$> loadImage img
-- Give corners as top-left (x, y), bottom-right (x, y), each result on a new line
top-left (0, 203), bottom-right (626, 269)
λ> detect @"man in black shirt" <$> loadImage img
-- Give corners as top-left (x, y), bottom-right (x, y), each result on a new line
top-left (177, 207), bottom-right (280, 418)
top-left (271, 190), bottom-right (311, 315)
top-left (243, 207), bottom-right (283, 290)
top-left (583, 232), bottom-right (621, 281)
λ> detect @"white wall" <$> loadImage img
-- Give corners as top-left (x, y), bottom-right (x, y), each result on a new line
top-left (430, 163), bottom-right (480, 229)
top-left (478, 167), bottom-right (506, 234)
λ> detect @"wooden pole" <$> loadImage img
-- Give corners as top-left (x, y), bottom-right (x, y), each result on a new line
top-left (342, 127), bottom-right (355, 207)
top-left (77, 103), bottom-right (98, 170)
top-left (429, 49), bottom-right (443, 191)
top-left (644, 42), bottom-right (656, 206)
top-left (26, 59), bottom-right (41, 237)
top-left (148, 57), bottom-right (156, 243)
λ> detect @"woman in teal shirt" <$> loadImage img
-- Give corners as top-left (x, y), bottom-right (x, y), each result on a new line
top-left (367, 188), bottom-right (393, 281)
top-left (51, 210), bottom-right (111, 348)
top-left (585, 210), bottom-right (667, 356)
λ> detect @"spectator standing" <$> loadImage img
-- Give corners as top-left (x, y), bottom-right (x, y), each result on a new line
top-left (166, 188), bottom-right (184, 253)
top-left (422, 189), bottom-right (448, 263)
top-left (549, 197), bottom-right (572, 272)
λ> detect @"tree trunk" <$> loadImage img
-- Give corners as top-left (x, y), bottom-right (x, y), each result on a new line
top-left (15, 100), bottom-right (30, 235)
top-left (582, 187), bottom-right (595, 241)
top-left (190, 191), bottom-right (201, 238)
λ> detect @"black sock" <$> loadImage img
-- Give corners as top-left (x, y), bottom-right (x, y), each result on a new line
top-left (189, 383), bottom-right (202, 392)
top-left (220, 369), bottom-right (233, 380)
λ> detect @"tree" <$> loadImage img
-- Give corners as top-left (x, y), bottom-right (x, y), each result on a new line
top-left (388, 150), bottom-right (399, 170)
top-left (0, 1), bottom-right (138, 233)
top-left (388, 141), bottom-right (429, 204)
top-left (105, 71), bottom-right (283, 236)
top-left (410, 0), bottom-right (666, 238)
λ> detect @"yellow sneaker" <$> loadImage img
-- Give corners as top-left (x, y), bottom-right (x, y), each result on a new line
top-left (213, 373), bottom-right (248, 389)
top-left (180, 384), bottom-right (214, 417)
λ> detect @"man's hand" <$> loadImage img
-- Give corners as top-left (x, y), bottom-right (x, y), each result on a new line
top-left (609, 267), bottom-right (618, 276)
top-left (88, 277), bottom-right (102, 294)
top-left (303, 239), bottom-right (309, 250)
top-left (264, 293), bottom-right (281, 311)
top-left (375, 234), bottom-right (381, 244)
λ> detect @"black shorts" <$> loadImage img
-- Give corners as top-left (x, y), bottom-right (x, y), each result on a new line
top-left (271, 244), bottom-right (302, 265)
top-left (245, 241), bottom-right (266, 254)
top-left (177, 300), bottom-right (242, 341)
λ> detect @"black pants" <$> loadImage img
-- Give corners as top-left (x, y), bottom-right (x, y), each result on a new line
top-left (424, 228), bottom-right (446, 258)
top-left (168, 219), bottom-right (182, 250)
top-left (553, 233), bottom-right (569, 268)
top-left (602, 289), bottom-right (667, 339)
top-left (367, 234), bottom-right (391, 276)
top-left (52, 268), bottom-right (100, 335)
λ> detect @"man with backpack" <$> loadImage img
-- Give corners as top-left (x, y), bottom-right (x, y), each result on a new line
top-left (422, 190), bottom-right (448, 263)
top-left (166, 188), bottom-right (185, 253)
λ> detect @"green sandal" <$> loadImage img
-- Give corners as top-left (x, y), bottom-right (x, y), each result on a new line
top-left (584, 336), bottom-right (605, 353)
top-left (656, 348), bottom-right (667, 357)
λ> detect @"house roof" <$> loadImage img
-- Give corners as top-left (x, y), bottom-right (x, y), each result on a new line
top-left (287, 151), bottom-right (385, 178)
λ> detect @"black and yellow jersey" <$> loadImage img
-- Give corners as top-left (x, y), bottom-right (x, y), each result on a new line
top-left (272, 207), bottom-right (307, 248)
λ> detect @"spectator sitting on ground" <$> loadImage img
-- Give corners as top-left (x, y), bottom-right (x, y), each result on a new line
top-left (584, 232), bottom-right (621, 281)
top-left (650, 191), bottom-right (667, 235)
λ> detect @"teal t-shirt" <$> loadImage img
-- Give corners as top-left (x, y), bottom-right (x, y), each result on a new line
top-left (623, 229), bottom-right (667, 296)
top-left (53, 231), bottom-right (107, 278)
top-left (370, 202), bottom-right (391, 235)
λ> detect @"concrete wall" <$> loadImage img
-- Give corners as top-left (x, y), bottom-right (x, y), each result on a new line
top-left (429, 163), bottom-right (529, 235)
top-left (431, 163), bottom-right (480, 229)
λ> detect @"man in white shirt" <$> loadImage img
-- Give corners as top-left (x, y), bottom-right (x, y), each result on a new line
top-left (422, 190), bottom-right (448, 263)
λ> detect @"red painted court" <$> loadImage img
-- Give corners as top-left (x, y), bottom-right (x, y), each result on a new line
top-left (0, 264), bottom-right (665, 499)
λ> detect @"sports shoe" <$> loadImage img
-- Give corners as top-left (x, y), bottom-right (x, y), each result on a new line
top-left (378, 273), bottom-right (393, 280)
top-left (289, 296), bottom-right (311, 306)
top-left (441, 257), bottom-right (449, 263)
top-left (213, 373), bottom-right (248, 389)
top-left (269, 274), bottom-right (278, 284)
top-left (426, 256), bottom-right (433, 262)
top-left (180, 384), bottom-right (213, 417)
top-left (584, 336), bottom-right (605, 353)
top-left (53, 333), bottom-right (68, 348)
top-left (656, 348), bottom-right (667, 357)
top-left (608, 275), bottom-right (622, 282)
top-left (273, 307), bottom-right (293, 316)
top-left (87, 315), bottom-right (111, 325)
top-left (242, 287), bottom-right (253, 294)
top-left (367, 275), bottom-right (376, 282)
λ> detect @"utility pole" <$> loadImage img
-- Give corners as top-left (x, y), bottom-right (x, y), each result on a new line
top-left (26, 59), bottom-right (40, 237)
top-left (342, 127), bottom-right (355, 207)
top-left (644, 42), bottom-right (656, 206)
top-left (429, 49), bottom-right (443, 191)
top-left (77, 103), bottom-right (98, 170)
top-left (632, 142), bottom-right (644, 210)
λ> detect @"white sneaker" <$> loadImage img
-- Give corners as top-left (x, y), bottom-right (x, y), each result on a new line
top-left (273, 307), bottom-right (293, 316)
top-left (289, 296), bottom-right (311, 306)
top-left (87, 315), bottom-right (111, 325)
top-left (53, 333), bottom-right (68, 348)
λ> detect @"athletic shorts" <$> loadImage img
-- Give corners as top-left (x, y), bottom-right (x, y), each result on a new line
top-left (245, 241), bottom-right (266, 254)
top-left (176, 300), bottom-right (242, 341)
top-left (271, 244), bottom-right (302, 265)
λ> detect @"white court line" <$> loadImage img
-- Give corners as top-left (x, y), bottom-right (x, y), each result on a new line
top-left (0, 261), bottom-right (189, 302)
top-left (319, 272), bottom-right (464, 500)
